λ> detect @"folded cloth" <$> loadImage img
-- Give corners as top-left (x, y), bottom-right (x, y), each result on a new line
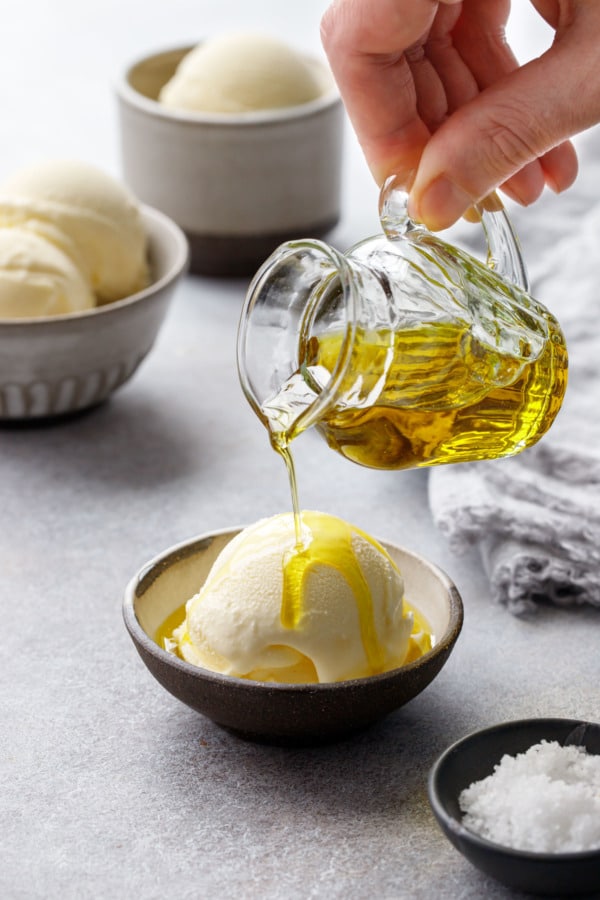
top-left (428, 146), bottom-right (600, 615)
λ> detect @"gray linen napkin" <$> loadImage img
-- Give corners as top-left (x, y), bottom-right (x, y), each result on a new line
top-left (428, 143), bottom-right (600, 615)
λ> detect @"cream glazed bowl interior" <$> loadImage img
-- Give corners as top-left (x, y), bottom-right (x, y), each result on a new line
top-left (0, 205), bottom-right (188, 422)
top-left (115, 45), bottom-right (344, 277)
top-left (123, 527), bottom-right (464, 745)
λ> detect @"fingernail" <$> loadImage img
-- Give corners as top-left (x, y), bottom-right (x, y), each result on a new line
top-left (410, 176), bottom-right (473, 231)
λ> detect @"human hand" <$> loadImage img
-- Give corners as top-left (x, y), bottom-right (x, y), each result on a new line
top-left (320, 0), bottom-right (600, 230)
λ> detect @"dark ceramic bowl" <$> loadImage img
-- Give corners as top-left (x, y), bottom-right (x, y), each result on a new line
top-left (123, 527), bottom-right (463, 744)
top-left (428, 718), bottom-right (600, 896)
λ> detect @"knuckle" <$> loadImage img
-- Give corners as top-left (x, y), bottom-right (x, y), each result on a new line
top-left (404, 42), bottom-right (426, 65)
top-left (483, 111), bottom-right (543, 176)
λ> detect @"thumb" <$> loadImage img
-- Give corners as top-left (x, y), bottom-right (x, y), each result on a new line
top-left (408, 41), bottom-right (598, 230)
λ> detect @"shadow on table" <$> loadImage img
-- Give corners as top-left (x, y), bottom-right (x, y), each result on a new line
top-left (0, 390), bottom-right (204, 490)
top-left (156, 690), bottom-right (474, 822)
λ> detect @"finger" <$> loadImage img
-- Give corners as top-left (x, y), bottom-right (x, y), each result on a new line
top-left (406, 2), bottom-right (471, 129)
top-left (408, 36), bottom-right (600, 230)
top-left (423, 3), bottom-right (479, 113)
top-left (452, 0), bottom-right (516, 91)
top-left (336, 50), bottom-right (432, 187)
top-left (424, 0), bottom-right (551, 204)
top-left (497, 141), bottom-right (577, 206)
top-left (320, 0), bottom-right (461, 184)
top-left (451, 0), bottom-right (555, 205)
top-left (405, 42), bottom-right (449, 132)
top-left (539, 141), bottom-right (579, 193)
top-left (529, 0), bottom-right (561, 28)
top-left (452, 1), bottom-right (577, 203)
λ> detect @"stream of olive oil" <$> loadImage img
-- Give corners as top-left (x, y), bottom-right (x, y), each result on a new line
top-left (156, 413), bottom-right (432, 672)
top-left (267, 429), bottom-right (431, 671)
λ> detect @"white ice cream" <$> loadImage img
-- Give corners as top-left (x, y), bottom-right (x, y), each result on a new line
top-left (159, 33), bottom-right (323, 114)
top-left (0, 227), bottom-right (95, 318)
top-left (172, 511), bottom-right (416, 683)
top-left (0, 160), bottom-right (149, 303)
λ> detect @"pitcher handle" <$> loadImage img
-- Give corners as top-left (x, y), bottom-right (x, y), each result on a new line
top-left (379, 177), bottom-right (530, 293)
top-left (476, 193), bottom-right (530, 293)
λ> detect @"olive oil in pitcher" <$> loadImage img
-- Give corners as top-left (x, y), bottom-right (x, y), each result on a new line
top-left (239, 186), bottom-right (567, 472)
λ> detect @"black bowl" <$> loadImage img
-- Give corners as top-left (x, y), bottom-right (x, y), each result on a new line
top-left (428, 718), bottom-right (600, 896)
top-left (123, 527), bottom-right (463, 744)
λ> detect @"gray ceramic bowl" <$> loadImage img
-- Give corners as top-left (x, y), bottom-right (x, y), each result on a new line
top-left (0, 205), bottom-right (188, 421)
top-left (123, 527), bottom-right (463, 744)
top-left (116, 45), bottom-right (344, 277)
top-left (428, 718), bottom-right (600, 896)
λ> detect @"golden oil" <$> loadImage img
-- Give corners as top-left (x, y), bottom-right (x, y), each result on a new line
top-left (290, 318), bottom-right (567, 470)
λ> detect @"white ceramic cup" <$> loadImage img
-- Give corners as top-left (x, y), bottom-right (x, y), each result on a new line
top-left (116, 45), bottom-right (345, 277)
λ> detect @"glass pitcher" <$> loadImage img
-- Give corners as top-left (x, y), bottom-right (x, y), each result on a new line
top-left (237, 180), bottom-right (567, 471)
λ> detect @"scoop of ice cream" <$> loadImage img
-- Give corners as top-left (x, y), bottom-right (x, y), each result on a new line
top-left (172, 511), bottom-right (415, 683)
top-left (159, 33), bottom-right (323, 114)
top-left (0, 160), bottom-right (149, 303)
top-left (0, 227), bottom-right (95, 318)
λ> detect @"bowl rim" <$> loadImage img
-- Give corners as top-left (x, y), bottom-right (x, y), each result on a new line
top-left (115, 43), bottom-right (342, 128)
top-left (0, 204), bottom-right (189, 329)
top-left (428, 716), bottom-right (600, 862)
top-left (123, 524), bottom-right (464, 693)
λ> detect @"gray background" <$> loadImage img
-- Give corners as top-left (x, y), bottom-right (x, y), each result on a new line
top-left (1, 3), bottom-right (598, 899)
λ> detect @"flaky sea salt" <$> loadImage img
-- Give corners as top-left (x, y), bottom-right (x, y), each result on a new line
top-left (459, 740), bottom-right (600, 853)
